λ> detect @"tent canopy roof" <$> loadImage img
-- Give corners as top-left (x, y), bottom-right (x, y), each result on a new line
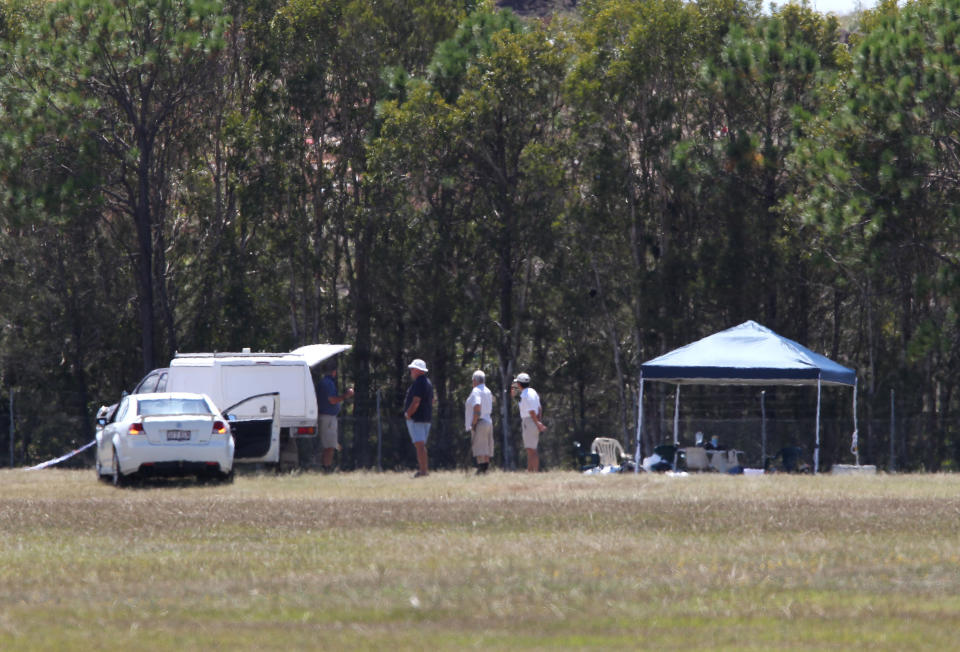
top-left (641, 321), bottom-right (856, 387)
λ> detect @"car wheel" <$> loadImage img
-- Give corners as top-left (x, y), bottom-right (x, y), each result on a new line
top-left (218, 469), bottom-right (234, 484)
top-left (112, 449), bottom-right (127, 488)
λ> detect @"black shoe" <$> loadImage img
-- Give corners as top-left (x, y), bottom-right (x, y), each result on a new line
top-left (412, 471), bottom-right (429, 478)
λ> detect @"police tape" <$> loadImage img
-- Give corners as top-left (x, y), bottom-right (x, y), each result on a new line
top-left (23, 440), bottom-right (96, 471)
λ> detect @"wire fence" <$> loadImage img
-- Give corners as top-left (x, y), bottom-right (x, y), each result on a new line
top-left (292, 413), bottom-right (937, 473)
top-left (0, 390), bottom-right (952, 473)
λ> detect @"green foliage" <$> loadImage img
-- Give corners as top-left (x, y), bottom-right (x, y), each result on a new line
top-left (0, 0), bottom-right (233, 459)
top-left (0, 0), bottom-right (39, 42)
top-left (1, 0), bottom-right (959, 471)
top-left (786, 0), bottom-right (960, 468)
top-left (427, 4), bottom-right (524, 102)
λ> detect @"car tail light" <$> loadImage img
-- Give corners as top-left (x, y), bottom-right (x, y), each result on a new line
top-left (128, 422), bottom-right (144, 435)
top-left (296, 426), bottom-right (315, 435)
top-left (212, 421), bottom-right (227, 434)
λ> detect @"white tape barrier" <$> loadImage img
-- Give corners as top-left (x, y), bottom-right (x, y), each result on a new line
top-left (23, 440), bottom-right (96, 471)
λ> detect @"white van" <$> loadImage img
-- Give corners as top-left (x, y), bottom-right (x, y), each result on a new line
top-left (166, 344), bottom-right (351, 466)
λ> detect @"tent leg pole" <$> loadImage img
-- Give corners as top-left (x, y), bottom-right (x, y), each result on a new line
top-left (761, 390), bottom-right (767, 465)
top-left (815, 376), bottom-right (822, 474)
top-left (851, 379), bottom-right (859, 466)
top-left (850, 380), bottom-right (860, 466)
top-left (673, 386), bottom-right (680, 447)
top-left (635, 378), bottom-right (644, 473)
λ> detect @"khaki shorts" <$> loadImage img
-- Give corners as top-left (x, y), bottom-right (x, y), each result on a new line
top-left (319, 414), bottom-right (338, 449)
top-left (471, 420), bottom-right (494, 457)
top-left (521, 417), bottom-right (539, 450)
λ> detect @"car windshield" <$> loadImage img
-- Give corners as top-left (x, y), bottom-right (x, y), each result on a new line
top-left (137, 398), bottom-right (212, 416)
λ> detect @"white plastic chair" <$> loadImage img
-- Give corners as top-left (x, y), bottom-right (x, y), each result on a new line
top-left (683, 446), bottom-right (711, 472)
top-left (709, 450), bottom-right (728, 472)
top-left (709, 449), bottom-right (741, 473)
top-left (590, 437), bottom-right (626, 467)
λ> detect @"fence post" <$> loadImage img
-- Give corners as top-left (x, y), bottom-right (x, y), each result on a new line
top-left (501, 387), bottom-right (513, 471)
top-left (8, 389), bottom-right (13, 468)
top-left (889, 389), bottom-right (896, 472)
top-left (376, 389), bottom-right (382, 472)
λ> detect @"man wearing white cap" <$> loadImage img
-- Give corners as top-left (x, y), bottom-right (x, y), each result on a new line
top-left (404, 358), bottom-right (433, 477)
top-left (511, 372), bottom-right (546, 472)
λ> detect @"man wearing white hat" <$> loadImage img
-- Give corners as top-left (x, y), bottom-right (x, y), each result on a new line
top-left (511, 372), bottom-right (546, 472)
top-left (404, 358), bottom-right (433, 477)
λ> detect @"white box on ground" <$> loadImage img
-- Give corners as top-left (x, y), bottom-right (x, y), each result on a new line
top-left (830, 464), bottom-right (877, 475)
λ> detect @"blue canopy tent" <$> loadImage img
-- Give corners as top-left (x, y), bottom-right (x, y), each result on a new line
top-left (634, 321), bottom-right (858, 472)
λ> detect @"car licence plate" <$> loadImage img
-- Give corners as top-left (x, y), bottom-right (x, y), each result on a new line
top-left (166, 430), bottom-right (191, 441)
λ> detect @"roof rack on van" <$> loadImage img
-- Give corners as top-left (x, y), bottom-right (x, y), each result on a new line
top-left (173, 351), bottom-right (297, 359)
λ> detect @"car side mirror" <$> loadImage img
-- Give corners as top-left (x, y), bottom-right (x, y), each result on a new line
top-left (97, 417), bottom-right (107, 426)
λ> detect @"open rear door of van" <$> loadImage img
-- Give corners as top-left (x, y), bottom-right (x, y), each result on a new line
top-left (291, 344), bottom-right (352, 368)
top-left (223, 392), bottom-right (281, 464)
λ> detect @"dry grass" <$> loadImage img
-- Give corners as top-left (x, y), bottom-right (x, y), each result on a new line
top-left (1, 469), bottom-right (959, 650)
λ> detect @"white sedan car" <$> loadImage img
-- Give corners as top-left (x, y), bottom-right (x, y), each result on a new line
top-left (96, 392), bottom-right (234, 486)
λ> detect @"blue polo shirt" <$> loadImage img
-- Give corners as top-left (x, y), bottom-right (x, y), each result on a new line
top-left (316, 374), bottom-right (340, 416)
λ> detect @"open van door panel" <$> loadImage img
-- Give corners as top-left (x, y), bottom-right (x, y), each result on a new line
top-left (231, 418), bottom-right (277, 460)
top-left (224, 393), bottom-right (281, 464)
top-left (290, 344), bottom-right (352, 368)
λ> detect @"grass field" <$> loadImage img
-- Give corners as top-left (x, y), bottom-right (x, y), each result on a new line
top-left (1, 469), bottom-right (959, 650)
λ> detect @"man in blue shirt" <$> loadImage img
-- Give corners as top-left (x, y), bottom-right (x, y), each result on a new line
top-left (404, 358), bottom-right (433, 478)
top-left (316, 359), bottom-right (353, 472)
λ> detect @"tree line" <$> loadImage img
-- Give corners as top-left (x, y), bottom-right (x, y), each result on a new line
top-left (0, 0), bottom-right (957, 471)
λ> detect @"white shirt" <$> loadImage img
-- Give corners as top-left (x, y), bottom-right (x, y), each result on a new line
top-left (464, 383), bottom-right (494, 431)
top-left (518, 387), bottom-right (541, 420)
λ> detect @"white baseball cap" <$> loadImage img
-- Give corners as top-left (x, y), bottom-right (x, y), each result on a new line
top-left (514, 372), bottom-right (530, 384)
top-left (408, 358), bottom-right (428, 373)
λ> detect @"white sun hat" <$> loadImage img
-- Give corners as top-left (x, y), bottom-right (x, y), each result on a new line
top-left (408, 358), bottom-right (428, 373)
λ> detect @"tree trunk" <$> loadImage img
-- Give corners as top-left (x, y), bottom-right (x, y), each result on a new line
top-left (135, 142), bottom-right (156, 373)
top-left (351, 215), bottom-right (373, 468)
top-left (590, 257), bottom-right (629, 444)
top-left (496, 204), bottom-right (516, 470)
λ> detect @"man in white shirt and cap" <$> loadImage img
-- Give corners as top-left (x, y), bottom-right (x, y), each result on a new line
top-left (464, 369), bottom-right (494, 474)
top-left (511, 372), bottom-right (546, 472)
